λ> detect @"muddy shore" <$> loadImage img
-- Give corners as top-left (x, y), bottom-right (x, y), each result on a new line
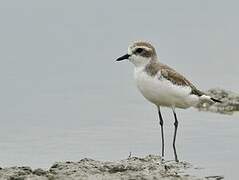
top-left (0, 155), bottom-right (224, 180)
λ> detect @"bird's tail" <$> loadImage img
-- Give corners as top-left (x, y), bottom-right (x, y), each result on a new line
top-left (200, 95), bottom-right (222, 103)
top-left (210, 97), bottom-right (222, 103)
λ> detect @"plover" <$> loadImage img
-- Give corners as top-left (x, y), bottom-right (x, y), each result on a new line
top-left (116, 41), bottom-right (221, 162)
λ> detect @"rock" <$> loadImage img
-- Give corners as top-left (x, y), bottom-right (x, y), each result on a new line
top-left (33, 168), bottom-right (47, 176)
top-left (196, 88), bottom-right (239, 114)
top-left (0, 155), bottom-right (223, 180)
top-left (0, 166), bottom-right (46, 180)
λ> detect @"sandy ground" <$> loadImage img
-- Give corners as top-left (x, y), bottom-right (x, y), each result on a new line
top-left (0, 155), bottom-right (224, 180)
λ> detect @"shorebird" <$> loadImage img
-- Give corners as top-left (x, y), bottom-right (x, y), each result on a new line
top-left (116, 41), bottom-right (221, 162)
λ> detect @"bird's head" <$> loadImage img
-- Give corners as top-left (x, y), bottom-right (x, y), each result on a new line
top-left (116, 41), bottom-right (158, 67)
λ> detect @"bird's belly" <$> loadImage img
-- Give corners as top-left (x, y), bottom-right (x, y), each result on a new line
top-left (135, 71), bottom-right (199, 108)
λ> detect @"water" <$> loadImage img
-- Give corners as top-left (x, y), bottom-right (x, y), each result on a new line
top-left (0, 1), bottom-right (238, 179)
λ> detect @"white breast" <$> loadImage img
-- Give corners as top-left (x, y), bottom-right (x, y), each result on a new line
top-left (134, 68), bottom-right (199, 109)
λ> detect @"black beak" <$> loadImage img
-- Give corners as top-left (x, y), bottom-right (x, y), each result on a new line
top-left (116, 54), bottom-right (130, 61)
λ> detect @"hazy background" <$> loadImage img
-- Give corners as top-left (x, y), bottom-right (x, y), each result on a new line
top-left (0, 1), bottom-right (238, 179)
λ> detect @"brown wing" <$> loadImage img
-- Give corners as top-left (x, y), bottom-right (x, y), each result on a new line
top-left (159, 63), bottom-right (204, 96)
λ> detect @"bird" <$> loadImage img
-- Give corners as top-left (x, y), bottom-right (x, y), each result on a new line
top-left (116, 41), bottom-right (221, 162)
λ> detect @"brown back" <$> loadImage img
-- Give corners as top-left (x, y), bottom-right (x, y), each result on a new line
top-left (145, 62), bottom-right (204, 96)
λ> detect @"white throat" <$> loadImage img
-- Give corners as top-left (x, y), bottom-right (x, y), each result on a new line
top-left (129, 55), bottom-right (151, 68)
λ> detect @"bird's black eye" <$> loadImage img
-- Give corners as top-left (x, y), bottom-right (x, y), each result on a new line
top-left (135, 48), bottom-right (143, 53)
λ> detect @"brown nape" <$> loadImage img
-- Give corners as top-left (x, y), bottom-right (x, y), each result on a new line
top-left (144, 61), bottom-right (161, 76)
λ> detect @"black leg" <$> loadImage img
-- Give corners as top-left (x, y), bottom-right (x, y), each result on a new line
top-left (172, 108), bottom-right (179, 162)
top-left (158, 106), bottom-right (164, 157)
